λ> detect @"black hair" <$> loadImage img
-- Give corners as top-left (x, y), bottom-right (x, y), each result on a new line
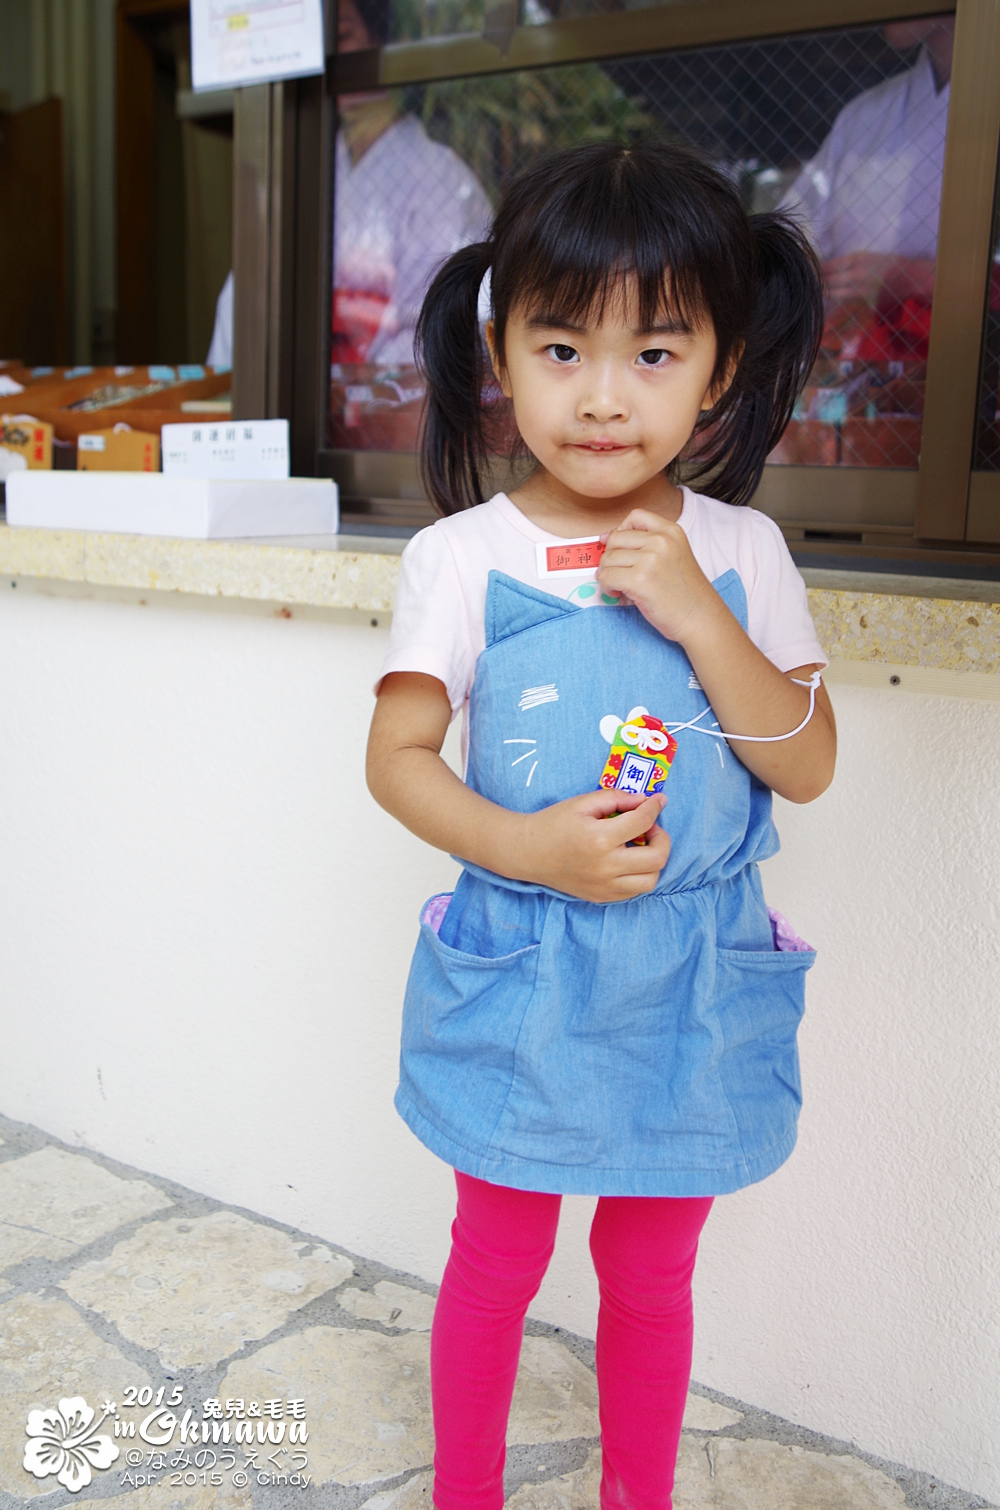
top-left (415, 138), bottom-right (823, 514)
top-left (350, 0), bottom-right (391, 45)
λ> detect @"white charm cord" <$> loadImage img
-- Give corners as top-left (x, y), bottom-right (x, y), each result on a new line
top-left (666, 670), bottom-right (823, 745)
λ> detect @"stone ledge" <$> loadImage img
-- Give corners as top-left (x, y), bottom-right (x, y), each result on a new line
top-left (0, 526), bottom-right (401, 615)
top-left (808, 588), bottom-right (1000, 676)
top-left (2, 524), bottom-right (999, 677)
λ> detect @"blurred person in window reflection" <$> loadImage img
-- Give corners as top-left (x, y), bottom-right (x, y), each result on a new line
top-left (331, 0), bottom-right (492, 367)
top-left (207, 0), bottom-right (491, 371)
top-left (782, 18), bottom-right (953, 347)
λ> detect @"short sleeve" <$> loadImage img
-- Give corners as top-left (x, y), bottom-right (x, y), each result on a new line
top-left (376, 524), bottom-right (476, 715)
top-left (743, 511), bottom-right (828, 673)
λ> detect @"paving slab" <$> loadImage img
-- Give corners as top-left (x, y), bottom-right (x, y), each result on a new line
top-left (681, 1396), bottom-right (744, 1432)
top-left (674, 1435), bottom-right (909, 1509)
top-left (217, 1325), bottom-right (597, 1495)
top-left (0, 1146), bottom-right (172, 1269)
top-left (110, 1468), bottom-right (255, 1508)
top-left (338, 1280), bottom-right (437, 1331)
top-left (59, 1210), bottom-right (354, 1368)
top-left (501, 1435), bottom-right (909, 1510)
top-left (508, 1336), bottom-right (599, 1445)
top-left (506, 1445), bottom-right (603, 1510)
top-left (359, 1470), bottom-right (434, 1510)
top-left (219, 1326), bottom-right (434, 1487)
top-left (0, 1290), bottom-right (151, 1498)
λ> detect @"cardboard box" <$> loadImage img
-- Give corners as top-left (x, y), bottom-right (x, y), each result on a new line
top-left (1, 413), bottom-right (53, 468)
top-left (77, 424), bottom-right (160, 472)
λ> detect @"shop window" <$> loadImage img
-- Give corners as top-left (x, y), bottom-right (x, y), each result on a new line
top-left (328, 14), bottom-right (952, 473)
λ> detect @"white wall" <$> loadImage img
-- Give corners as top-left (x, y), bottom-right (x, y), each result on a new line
top-left (1, 583), bottom-right (997, 1501)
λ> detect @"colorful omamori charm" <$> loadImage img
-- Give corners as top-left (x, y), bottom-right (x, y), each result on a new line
top-left (599, 714), bottom-right (677, 843)
top-left (600, 713), bottom-right (677, 796)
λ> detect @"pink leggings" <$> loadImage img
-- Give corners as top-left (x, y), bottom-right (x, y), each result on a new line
top-left (431, 1172), bottom-right (713, 1510)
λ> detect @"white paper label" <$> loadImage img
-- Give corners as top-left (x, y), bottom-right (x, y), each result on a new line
top-left (190, 0), bottom-right (325, 91)
top-left (78, 434), bottom-right (106, 452)
top-left (161, 418), bottom-right (290, 479)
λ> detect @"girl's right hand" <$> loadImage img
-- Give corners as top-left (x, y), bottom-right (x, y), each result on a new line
top-left (509, 790), bottom-right (670, 903)
top-left (368, 673), bottom-right (670, 902)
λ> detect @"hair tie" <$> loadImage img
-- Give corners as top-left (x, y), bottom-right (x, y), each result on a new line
top-left (477, 267), bottom-right (493, 325)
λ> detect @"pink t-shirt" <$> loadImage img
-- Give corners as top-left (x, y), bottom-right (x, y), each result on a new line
top-left (379, 488), bottom-right (827, 718)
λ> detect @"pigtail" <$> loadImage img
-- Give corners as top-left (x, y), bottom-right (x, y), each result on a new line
top-left (688, 212), bottom-right (823, 508)
top-left (415, 241), bottom-right (494, 516)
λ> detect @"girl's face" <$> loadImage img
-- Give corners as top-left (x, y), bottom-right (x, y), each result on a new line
top-left (487, 282), bottom-right (724, 511)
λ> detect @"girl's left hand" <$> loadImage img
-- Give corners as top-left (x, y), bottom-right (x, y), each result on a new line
top-left (599, 509), bottom-right (837, 804)
top-left (598, 509), bottom-right (719, 647)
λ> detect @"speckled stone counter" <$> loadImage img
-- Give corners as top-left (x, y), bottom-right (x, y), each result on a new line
top-left (1, 523), bottom-right (998, 695)
top-left (0, 525), bottom-right (405, 615)
top-left (802, 572), bottom-right (1000, 676)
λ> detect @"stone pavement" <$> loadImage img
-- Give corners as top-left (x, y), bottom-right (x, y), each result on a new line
top-left (0, 1113), bottom-right (992, 1510)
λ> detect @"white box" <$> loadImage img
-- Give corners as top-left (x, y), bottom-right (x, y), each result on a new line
top-left (5, 471), bottom-right (339, 539)
top-left (162, 418), bottom-right (289, 479)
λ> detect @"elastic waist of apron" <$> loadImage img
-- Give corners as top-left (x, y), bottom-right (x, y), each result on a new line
top-left (454, 864), bottom-right (756, 910)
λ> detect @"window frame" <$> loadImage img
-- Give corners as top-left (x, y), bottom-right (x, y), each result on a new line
top-left (237, 0), bottom-right (1000, 566)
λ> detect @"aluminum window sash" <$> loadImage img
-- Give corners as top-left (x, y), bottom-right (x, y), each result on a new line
top-left (915, 0), bottom-right (1000, 540)
top-left (319, 451), bottom-right (923, 530)
top-left (967, 472), bottom-right (1000, 542)
top-left (330, 0), bottom-right (954, 92)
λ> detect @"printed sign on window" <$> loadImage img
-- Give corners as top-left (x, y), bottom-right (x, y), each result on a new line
top-left (190, 0), bottom-right (325, 91)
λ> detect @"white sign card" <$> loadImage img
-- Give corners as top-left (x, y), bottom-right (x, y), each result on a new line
top-left (162, 418), bottom-right (290, 479)
top-left (190, 0), bottom-right (325, 91)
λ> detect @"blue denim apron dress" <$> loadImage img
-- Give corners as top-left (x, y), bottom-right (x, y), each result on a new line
top-left (394, 569), bottom-right (815, 1196)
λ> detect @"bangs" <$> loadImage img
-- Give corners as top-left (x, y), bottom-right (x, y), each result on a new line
top-left (510, 246), bottom-right (701, 337)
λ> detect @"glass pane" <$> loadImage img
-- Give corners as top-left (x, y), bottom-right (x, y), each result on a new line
top-left (329, 12), bottom-right (953, 467)
top-left (973, 147), bottom-right (1000, 470)
top-left (355, 0), bottom-right (751, 46)
top-left (340, 0), bottom-right (485, 45)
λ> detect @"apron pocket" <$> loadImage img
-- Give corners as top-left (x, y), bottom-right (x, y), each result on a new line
top-left (421, 892), bottom-right (453, 935)
top-left (714, 943), bottom-right (815, 1148)
top-left (399, 909), bottom-right (541, 1145)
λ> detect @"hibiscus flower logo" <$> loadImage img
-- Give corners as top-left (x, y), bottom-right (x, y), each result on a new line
top-left (23, 1396), bottom-right (119, 1492)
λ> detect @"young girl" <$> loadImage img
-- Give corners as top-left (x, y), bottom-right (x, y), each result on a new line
top-left (367, 140), bottom-right (837, 1510)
